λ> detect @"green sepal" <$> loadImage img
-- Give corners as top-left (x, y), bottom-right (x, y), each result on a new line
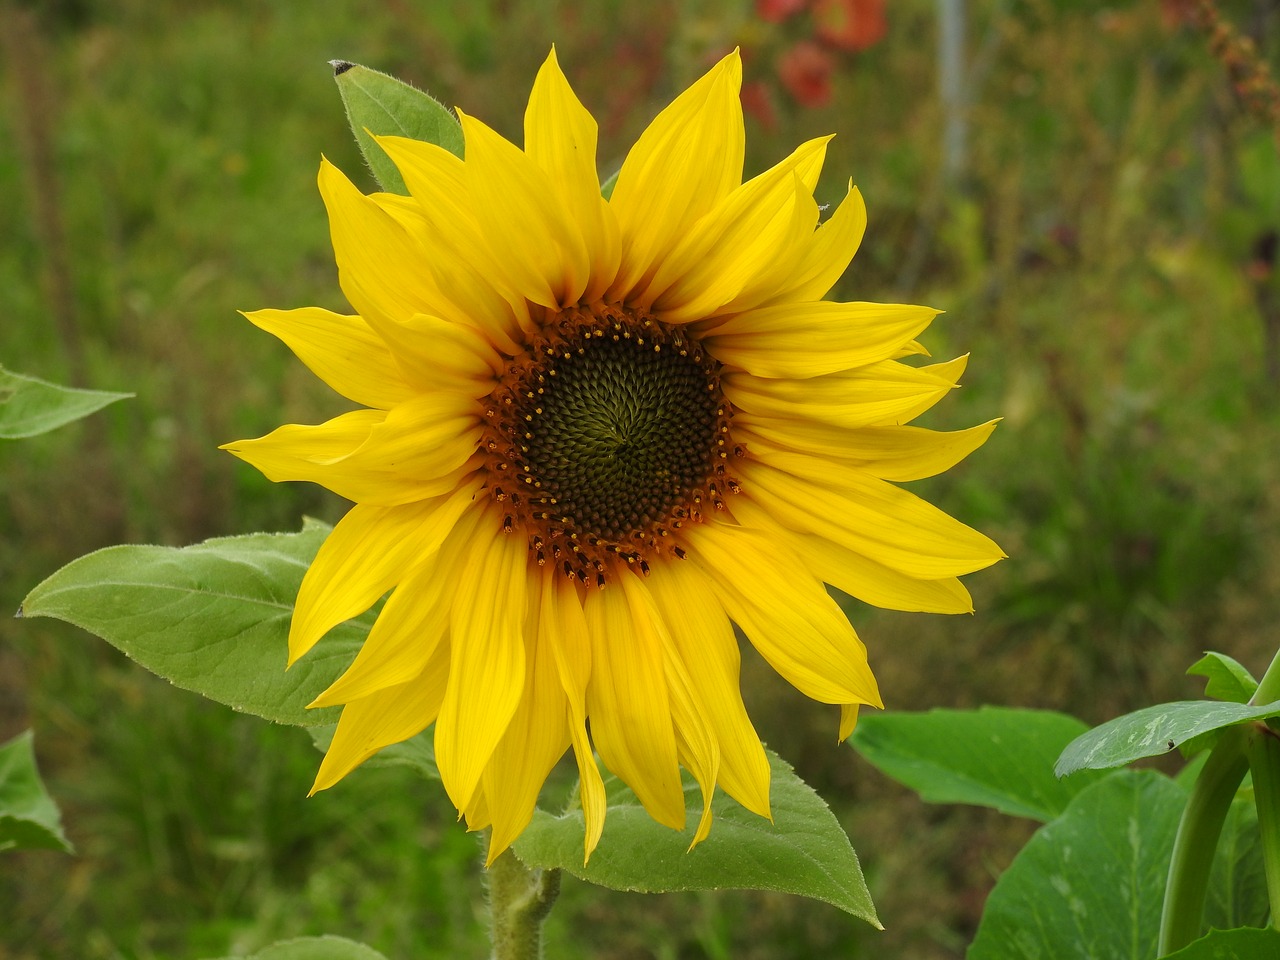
top-left (0, 730), bottom-right (72, 854)
top-left (332, 61), bottom-right (464, 194)
top-left (849, 706), bottom-right (1107, 822)
top-left (0, 365), bottom-right (131, 440)
top-left (600, 168), bottom-right (619, 200)
top-left (19, 520), bottom-right (365, 728)
top-left (512, 750), bottom-right (878, 926)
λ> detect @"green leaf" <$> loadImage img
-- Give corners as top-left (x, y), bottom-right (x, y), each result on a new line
top-left (19, 520), bottom-right (366, 727)
top-left (1204, 798), bottom-right (1270, 931)
top-left (849, 707), bottom-right (1108, 822)
top-left (968, 770), bottom-right (1184, 960)
top-left (0, 730), bottom-right (72, 853)
top-left (308, 725), bottom-right (438, 780)
top-left (0, 366), bottom-right (131, 439)
top-left (1188, 652), bottom-right (1259, 703)
top-left (332, 61), bottom-right (464, 194)
top-left (202, 935), bottom-right (389, 960)
top-left (1056, 701), bottom-right (1280, 777)
top-left (1163, 927), bottom-right (1280, 959)
top-left (512, 750), bottom-right (878, 926)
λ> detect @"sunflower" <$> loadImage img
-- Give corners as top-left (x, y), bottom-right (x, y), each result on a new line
top-left (223, 48), bottom-right (1003, 862)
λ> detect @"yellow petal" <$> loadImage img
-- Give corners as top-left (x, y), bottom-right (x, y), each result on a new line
top-left (524, 48), bottom-right (622, 302)
top-left (619, 572), bottom-right (720, 847)
top-left (484, 577), bottom-right (572, 863)
top-left (877, 355), bottom-right (969, 424)
top-left (318, 392), bottom-right (480, 505)
top-left (310, 638), bottom-right (451, 793)
top-left (584, 577), bottom-right (685, 830)
top-left (542, 569), bottom-right (607, 861)
top-left (242, 307), bottom-right (414, 410)
top-left (737, 419), bottom-right (999, 482)
top-left (761, 182), bottom-right (867, 306)
top-left (706, 302), bottom-right (939, 379)
top-left (286, 482), bottom-right (481, 662)
top-left (725, 356), bottom-right (966, 429)
top-left (682, 521), bottom-right (882, 708)
top-left (643, 138), bottom-right (831, 321)
top-left (222, 408), bottom-right (384, 481)
top-left (839, 704), bottom-right (861, 742)
top-left (457, 108), bottom-right (591, 307)
top-left (802, 532), bottom-right (975, 614)
top-left (731, 495), bottom-right (974, 614)
top-left (739, 455), bottom-right (1006, 579)
top-left (226, 395), bottom-right (481, 506)
top-left (372, 136), bottom-right (535, 351)
top-left (308, 505), bottom-right (482, 707)
top-left (366, 313), bottom-right (501, 399)
top-left (704, 184), bottom-right (820, 319)
top-left (317, 157), bottom-right (451, 328)
top-left (434, 511), bottom-right (528, 812)
top-left (607, 51), bottom-right (744, 300)
top-left (645, 558), bottom-right (771, 819)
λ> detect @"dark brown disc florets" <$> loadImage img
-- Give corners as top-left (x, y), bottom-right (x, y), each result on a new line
top-left (480, 303), bottom-right (741, 585)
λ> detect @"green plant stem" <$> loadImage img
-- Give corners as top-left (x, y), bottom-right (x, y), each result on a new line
top-left (486, 838), bottom-right (561, 960)
top-left (1251, 648), bottom-right (1280, 706)
top-left (1245, 724), bottom-right (1280, 930)
top-left (1157, 725), bottom-right (1249, 956)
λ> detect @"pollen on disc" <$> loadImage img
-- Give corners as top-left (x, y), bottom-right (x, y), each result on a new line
top-left (480, 304), bottom-right (742, 584)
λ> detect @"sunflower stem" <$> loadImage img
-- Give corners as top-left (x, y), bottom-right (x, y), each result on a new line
top-left (1245, 723), bottom-right (1280, 932)
top-left (486, 837), bottom-right (561, 960)
top-left (1157, 724), bottom-right (1249, 956)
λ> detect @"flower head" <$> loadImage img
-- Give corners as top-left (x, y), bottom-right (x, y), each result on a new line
top-left (223, 49), bottom-right (1003, 862)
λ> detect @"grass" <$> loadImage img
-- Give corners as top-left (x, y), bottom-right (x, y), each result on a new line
top-left (3, 0), bottom-right (1279, 957)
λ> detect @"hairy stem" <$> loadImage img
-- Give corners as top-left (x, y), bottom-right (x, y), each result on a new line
top-left (487, 839), bottom-right (561, 960)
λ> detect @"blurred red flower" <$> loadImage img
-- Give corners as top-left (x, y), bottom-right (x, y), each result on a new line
top-left (777, 40), bottom-right (834, 107)
top-left (812, 0), bottom-right (887, 52)
top-left (755, 0), bottom-right (808, 24)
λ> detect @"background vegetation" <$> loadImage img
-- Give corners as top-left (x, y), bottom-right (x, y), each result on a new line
top-left (2, 0), bottom-right (1278, 957)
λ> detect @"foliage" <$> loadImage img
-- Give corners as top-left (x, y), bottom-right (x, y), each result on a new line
top-left (0, 731), bottom-right (71, 854)
top-left (0, 367), bottom-right (130, 440)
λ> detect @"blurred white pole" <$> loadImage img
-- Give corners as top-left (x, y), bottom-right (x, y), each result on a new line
top-left (938, 0), bottom-right (967, 186)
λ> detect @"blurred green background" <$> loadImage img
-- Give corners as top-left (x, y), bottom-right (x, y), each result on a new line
top-left (2, 0), bottom-right (1278, 957)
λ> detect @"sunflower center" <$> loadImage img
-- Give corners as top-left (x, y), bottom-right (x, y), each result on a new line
top-left (481, 304), bottom-right (740, 584)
